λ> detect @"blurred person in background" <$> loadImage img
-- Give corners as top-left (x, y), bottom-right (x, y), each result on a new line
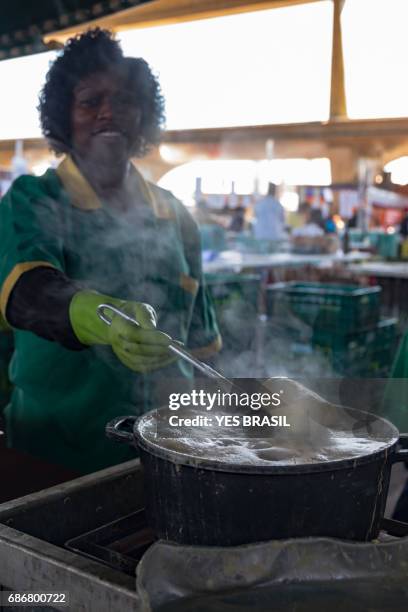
top-left (0, 29), bottom-right (221, 474)
top-left (310, 207), bottom-right (325, 231)
top-left (399, 209), bottom-right (408, 238)
top-left (398, 209), bottom-right (408, 259)
top-left (347, 208), bottom-right (358, 229)
top-left (228, 197), bottom-right (246, 233)
top-left (324, 215), bottom-right (337, 234)
top-left (292, 203), bottom-right (324, 237)
top-left (253, 182), bottom-right (286, 241)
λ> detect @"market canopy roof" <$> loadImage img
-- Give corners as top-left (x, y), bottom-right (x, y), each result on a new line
top-left (0, 0), bottom-right (153, 60)
top-left (0, 1), bottom-right (318, 60)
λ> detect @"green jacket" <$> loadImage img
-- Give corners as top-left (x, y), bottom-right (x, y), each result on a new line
top-left (0, 156), bottom-right (221, 473)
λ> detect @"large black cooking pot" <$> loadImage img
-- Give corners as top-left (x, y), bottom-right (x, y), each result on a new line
top-left (106, 401), bottom-right (408, 546)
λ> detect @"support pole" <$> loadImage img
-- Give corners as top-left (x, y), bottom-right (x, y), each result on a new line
top-left (330, 0), bottom-right (347, 120)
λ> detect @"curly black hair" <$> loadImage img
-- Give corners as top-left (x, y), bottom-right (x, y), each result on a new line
top-left (38, 28), bottom-right (165, 157)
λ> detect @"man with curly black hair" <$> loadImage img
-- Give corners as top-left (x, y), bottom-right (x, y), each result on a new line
top-left (0, 29), bottom-right (221, 474)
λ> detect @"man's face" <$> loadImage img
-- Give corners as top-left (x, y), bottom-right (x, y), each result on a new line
top-left (71, 68), bottom-right (140, 166)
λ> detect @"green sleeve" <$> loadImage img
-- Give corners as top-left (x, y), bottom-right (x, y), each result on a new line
top-left (0, 173), bottom-right (65, 316)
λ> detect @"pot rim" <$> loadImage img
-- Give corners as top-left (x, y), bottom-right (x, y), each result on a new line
top-left (133, 407), bottom-right (400, 475)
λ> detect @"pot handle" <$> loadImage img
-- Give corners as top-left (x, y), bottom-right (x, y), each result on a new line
top-left (380, 434), bottom-right (408, 537)
top-left (391, 449), bottom-right (408, 463)
top-left (391, 433), bottom-right (408, 463)
top-left (380, 517), bottom-right (408, 537)
top-left (105, 415), bottom-right (137, 444)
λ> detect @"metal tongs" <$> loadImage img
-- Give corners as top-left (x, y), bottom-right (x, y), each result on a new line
top-left (97, 303), bottom-right (232, 385)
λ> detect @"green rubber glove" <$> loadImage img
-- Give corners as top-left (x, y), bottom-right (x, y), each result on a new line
top-left (69, 291), bottom-right (174, 373)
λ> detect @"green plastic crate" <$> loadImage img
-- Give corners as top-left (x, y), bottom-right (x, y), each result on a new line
top-left (333, 353), bottom-right (394, 378)
top-left (313, 317), bottom-right (397, 353)
top-left (277, 318), bottom-right (398, 378)
top-left (314, 318), bottom-right (398, 377)
top-left (373, 317), bottom-right (399, 349)
top-left (269, 282), bottom-right (381, 332)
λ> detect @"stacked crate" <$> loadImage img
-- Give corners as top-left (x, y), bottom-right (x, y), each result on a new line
top-left (267, 282), bottom-right (398, 377)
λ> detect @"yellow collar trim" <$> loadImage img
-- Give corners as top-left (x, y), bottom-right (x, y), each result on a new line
top-left (56, 155), bottom-right (174, 218)
top-left (56, 156), bottom-right (100, 210)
